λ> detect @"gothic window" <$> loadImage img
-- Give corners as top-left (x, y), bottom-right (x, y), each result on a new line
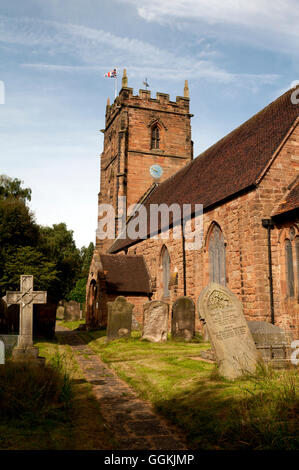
top-left (208, 224), bottom-right (226, 285)
top-left (161, 246), bottom-right (170, 298)
top-left (151, 124), bottom-right (160, 149)
top-left (285, 239), bottom-right (295, 298)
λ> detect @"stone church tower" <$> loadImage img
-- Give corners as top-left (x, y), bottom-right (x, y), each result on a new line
top-left (96, 70), bottom-right (193, 253)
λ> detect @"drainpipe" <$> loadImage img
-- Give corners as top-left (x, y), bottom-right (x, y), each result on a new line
top-left (262, 219), bottom-right (275, 324)
top-left (181, 217), bottom-right (187, 296)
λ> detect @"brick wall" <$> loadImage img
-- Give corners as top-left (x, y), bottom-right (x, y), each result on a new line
top-left (125, 121), bottom-right (299, 338)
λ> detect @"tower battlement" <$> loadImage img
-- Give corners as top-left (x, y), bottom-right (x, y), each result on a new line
top-left (105, 78), bottom-right (191, 130)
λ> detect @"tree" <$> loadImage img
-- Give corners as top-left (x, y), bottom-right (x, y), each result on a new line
top-left (0, 175), bottom-right (32, 202)
top-left (38, 223), bottom-right (82, 301)
top-left (0, 247), bottom-right (58, 295)
top-left (0, 197), bottom-right (39, 250)
top-left (68, 242), bottom-right (94, 305)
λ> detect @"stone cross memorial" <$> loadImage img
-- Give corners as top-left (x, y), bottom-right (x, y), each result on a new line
top-left (107, 296), bottom-right (133, 342)
top-left (171, 297), bottom-right (195, 341)
top-left (142, 300), bottom-right (169, 343)
top-left (198, 282), bottom-right (261, 380)
top-left (6, 275), bottom-right (47, 360)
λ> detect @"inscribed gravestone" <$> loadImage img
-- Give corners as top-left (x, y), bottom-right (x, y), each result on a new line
top-left (107, 296), bottom-right (133, 341)
top-left (198, 283), bottom-right (261, 380)
top-left (6, 275), bottom-right (47, 361)
top-left (172, 297), bottom-right (195, 341)
top-left (142, 300), bottom-right (169, 343)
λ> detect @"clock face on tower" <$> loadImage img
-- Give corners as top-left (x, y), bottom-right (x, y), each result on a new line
top-left (150, 164), bottom-right (163, 180)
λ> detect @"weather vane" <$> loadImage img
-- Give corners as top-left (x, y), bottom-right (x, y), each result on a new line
top-left (143, 78), bottom-right (149, 90)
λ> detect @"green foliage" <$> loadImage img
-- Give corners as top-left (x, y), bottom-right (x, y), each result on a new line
top-left (80, 242), bottom-right (94, 277)
top-left (68, 278), bottom-right (87, 305)
top-left (38, 223), bottom-right (82, 301)
top-left (0, 174), bottom-right (93, 303)
top-left (0, 246), bottom-right (58, 294)
top-left (0, 174), bottom-right (32, 202)
top-left (67, 241), bottom-right (94, 304)
top-left (0, 197), bottom-right (39, 250)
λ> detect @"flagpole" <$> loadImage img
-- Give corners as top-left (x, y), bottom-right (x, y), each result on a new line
top-left (115, 68), bottom-right (117, 99)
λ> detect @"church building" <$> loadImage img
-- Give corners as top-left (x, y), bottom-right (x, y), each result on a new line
top-left (87, 70), bottom-right (299, 339)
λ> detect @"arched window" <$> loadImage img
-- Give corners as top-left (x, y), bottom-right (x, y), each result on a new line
top-left (151, 125), bottom-right (160, 149)
top-left (208, 224), bottom-right (226, 285)
top-left (161, 246), bottom-right (170, 298)
top-left (285, 239), bottom-right (295, 298)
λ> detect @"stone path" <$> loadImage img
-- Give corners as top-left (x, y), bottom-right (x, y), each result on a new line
top-left (56, 326), bottom-right (187, 450)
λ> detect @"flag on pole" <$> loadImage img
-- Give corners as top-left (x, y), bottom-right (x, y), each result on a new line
top-left (104, 68), bottom-right (117, 78)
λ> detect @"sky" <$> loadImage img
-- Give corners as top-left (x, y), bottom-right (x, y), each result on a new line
top-left (0, 0), bottom-right (298, 248)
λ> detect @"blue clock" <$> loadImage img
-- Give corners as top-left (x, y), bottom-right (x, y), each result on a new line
top-left (150, 164), bottom-right (163, 179)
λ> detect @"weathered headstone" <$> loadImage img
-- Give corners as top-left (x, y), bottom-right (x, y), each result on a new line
top-left (142, 300), bottom-right (169, 343)
top-left (171, 296), bottom-right (195, 341)
top-left (198, 283), bottom-right (261, 380)
top-left (0, 335), bottom-right (18, 361)
top-left (0, 340), bottom-right (4, 365)
top-left (34, 303), bottom-right (57, 339)
top-left (248, 321), bottom-right (292, 367)
top-left (107, 296), bottom-right (133, 341)
top-left (6, 275), bottom-right (47, 361)
top-left (64, 300), bottom-right (81, 321)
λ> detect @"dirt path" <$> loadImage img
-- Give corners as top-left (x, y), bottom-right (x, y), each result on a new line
top-left (56, 325), bottom-right (188, 450)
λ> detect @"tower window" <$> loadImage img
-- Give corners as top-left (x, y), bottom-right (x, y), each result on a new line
top-left (151, 125), bottom-right (160, 149)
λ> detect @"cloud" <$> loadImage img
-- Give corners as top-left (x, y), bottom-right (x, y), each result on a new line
top-left (0, 15), bottom-right (279, 87)
top-left (121, 0), bottom-right (299, 51)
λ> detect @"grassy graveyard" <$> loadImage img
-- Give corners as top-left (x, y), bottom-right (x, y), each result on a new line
top-left (77, 329), bottom-right (299, 450)
top-left (1, 324), bottom-right (298, 450)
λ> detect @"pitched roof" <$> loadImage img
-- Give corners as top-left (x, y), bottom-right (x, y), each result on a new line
top-left (100, 254), bottom-right (151, 294)
top-left (273, 179), bottom-right (299, 217)
top-left (110, 86), bottom-right (299, 253)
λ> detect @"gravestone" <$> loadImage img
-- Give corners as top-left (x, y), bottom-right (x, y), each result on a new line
top-left (142, 300), bottom-right (169, 343)
top-left (171, 296), bottom-right (195, 341)
top-left (0, 298), bottom-right (8, 333)
top-left (0, 340), bottom-right (4, 365)
top-left (0, 335), bottom-right (18, 361)
top-left (248, 321), bottom-right (292, 367)
top-left (198, 283), bottom-right (261, 380)
top-left (34, 303), bottom-right (57, 339)
top-left (64, 300), bottom-right (81, 321)
top-left (106, 296), bottom-right (133, 342)
top-left (6, 275), bottom-right (47, 362)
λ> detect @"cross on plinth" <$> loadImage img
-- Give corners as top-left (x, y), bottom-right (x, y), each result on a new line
top-left (6, 275), bottom-right (47, 349)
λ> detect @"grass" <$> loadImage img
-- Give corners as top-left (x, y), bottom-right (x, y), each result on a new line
top-left (56, 319), bottom-right (85, 330)
top-left (78, 330), bottom-right (299, 450)
top-left (0, 334), bottom-right (118, 450)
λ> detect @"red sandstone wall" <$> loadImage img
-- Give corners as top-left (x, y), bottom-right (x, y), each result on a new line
top-left (126, 120), bottom-right (299, 338)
